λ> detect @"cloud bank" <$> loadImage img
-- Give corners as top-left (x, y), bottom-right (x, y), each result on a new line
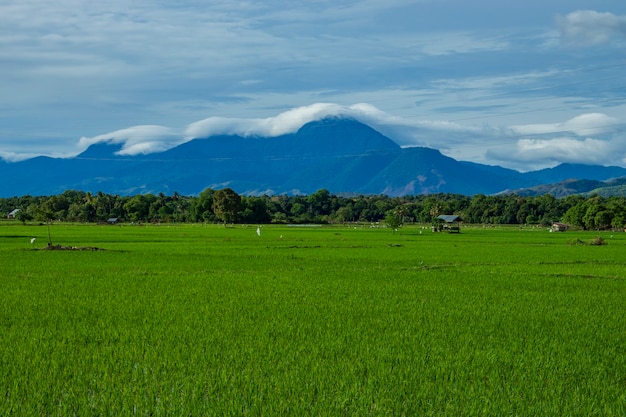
top-left (490, 114), bottom-right (626, 170)
top-left (75, 103), bottom-right (423, 157)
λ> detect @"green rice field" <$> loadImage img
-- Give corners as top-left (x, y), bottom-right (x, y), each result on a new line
top-left (1, 222), bottom-right (625, 415)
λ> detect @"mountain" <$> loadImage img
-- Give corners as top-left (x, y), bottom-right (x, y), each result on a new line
top-left (2, 117), bottom-right (626, 197)
top-left (508, 177), bottom-right (626, 198)
top-left (76, 142), bottom-right (126, 159)
top-left (522, 163), bottom-right (626, 184)
top-left (580, 176), bottom-right (626, 197)
top-left (503, 179), bottom-right (608, 197)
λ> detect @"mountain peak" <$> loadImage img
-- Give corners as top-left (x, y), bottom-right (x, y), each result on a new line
top-left (297, 116), bottom-right (378, 134)
top-left (296, 115), bottom-right (357, 131)
top-left (76, 142), bottom-right (125, 159)
top-left (294, 117), bottom-right (400, 154)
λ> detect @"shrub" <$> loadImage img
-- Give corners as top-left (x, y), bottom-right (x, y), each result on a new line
top-left (567, 236), bottom-right (607, 246)
top-left (589, 236), bottom-right (606, 246)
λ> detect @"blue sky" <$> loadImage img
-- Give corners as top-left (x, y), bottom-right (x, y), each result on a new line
top-left (1, 0), bottom-right (626, 171)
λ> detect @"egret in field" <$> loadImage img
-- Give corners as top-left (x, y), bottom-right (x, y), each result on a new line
top-left (256, 226), bottom-right (261, 237)
top-left (30, 237), bottom-right (36, 247)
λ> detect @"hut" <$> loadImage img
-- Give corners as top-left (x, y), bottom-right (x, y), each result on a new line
top-left (434, 215), bottom-right (462, 233)
top-left (7, 209), bottom-right (20, 219)
top-left (551, 222), bottom-right (568, 232)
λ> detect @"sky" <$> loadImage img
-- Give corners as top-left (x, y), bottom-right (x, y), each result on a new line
top-left (1, 0), bottom-right (626, 171)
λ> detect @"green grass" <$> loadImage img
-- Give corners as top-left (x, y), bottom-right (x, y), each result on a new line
top-left (1, 222), bottom-right (625, 415)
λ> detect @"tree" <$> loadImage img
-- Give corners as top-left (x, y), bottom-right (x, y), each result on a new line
top-left (212, 188), bottom-right (242, 224)
top-left (308, 189), bottom-right (331, 218)
top-left (594, 210), bottom-right (612, 230)
top-left (563, 203), bottom-right (586, 229)
top-left (290, 202), bottom-right (306, 217)
top-left (41, 195), bottom-right (70, 220)
top-left (15, 209), bottom-right (33, 225)
top-left (240, 196), bottom-right (271, 223)
top-left (385, 210), bottom-right (402, 230)
top-left (123, 195), bottom-right (152, 222)
top-left (581, 196), bottom-right (604, 230)
top-left (333, 206), bottom-right (353, 224)
top-left (394, 204), bottom-right (410, 224)
top-left (190, 188), bottom-right (216, 222)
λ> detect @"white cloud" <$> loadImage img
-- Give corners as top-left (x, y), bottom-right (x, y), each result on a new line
top-left (184, 103), bottom-right (408, 139)
top-left (486, 127), bottom-right (626, 171)
top-left (0, 151), bottom-right (40, 163)
top-left (78, 125), bottom-right (180, 155)
top-left (77, 103), bottom-right (459, 156)
top-left (485, 136), bottom-right (612, 170)
top-left (557, 10), bottom-right (626, 47)
top-left (512, 113), bottom-right (619, 136)
top-left (78, 104), bottom-right (384, 156)
top-left (516, 137), bottom-right (610, 162)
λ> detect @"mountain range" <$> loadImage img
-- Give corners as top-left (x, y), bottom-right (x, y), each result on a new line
top-left (2, 117), bottom-right (626, 197)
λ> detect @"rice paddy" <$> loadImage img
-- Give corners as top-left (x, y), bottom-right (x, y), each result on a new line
top-left (1, 222), bottom-right (625, 415)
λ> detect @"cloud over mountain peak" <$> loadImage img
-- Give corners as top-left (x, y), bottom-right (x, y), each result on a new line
top-left (77, 103), bottom-right (410, 157)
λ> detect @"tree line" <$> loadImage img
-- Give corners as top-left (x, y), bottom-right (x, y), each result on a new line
top-left (2, 188), bottom-right (626, 230)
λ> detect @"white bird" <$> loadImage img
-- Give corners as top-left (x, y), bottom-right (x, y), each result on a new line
top-left (256, 227), bottom-right (261, 236)
top-left (30, 237), bottom-right (36, 246)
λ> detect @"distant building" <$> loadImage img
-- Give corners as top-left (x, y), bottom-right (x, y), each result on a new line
top-left (434, 214), bottom-right (462, 233)
top-left (7, 209), bottom-right (20, 219)
top-left (107, 218), bottom-right (119, 224)
top-left (551, 222), bottom-right (568, 232)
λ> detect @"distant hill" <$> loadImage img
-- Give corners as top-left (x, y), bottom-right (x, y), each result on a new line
top-left (582, 177), bottom-right (626, 197)
top-left (522, 163), bottom-right (626, 184)
top-left (503, 177), bottom-right (626, 197)
top-left (583, 185), bottom-right (626, 197)
top-left (2, 117), bottom-right (626, 197)
top-left (503, 179), bottom-right (608, 197)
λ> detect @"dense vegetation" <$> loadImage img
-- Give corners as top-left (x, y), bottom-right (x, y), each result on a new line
top-left (2, 188), bottom-right (626, 230)
top-left (1, 224), bottom-right (625, 415)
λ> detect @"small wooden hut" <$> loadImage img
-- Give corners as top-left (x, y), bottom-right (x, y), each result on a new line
top-left (434, 215), bottom-right (462, 233)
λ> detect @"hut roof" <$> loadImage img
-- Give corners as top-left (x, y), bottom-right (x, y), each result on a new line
top-left (437, 215), bottom-right (462, 223)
